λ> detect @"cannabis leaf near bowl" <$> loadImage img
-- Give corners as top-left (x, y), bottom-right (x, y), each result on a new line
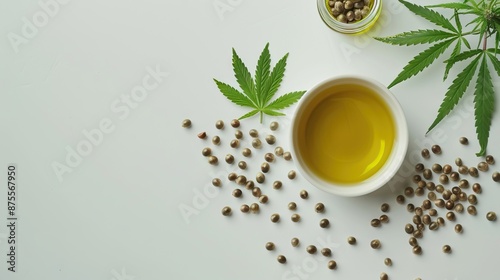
top-left (214, 43), bottom-right (306, 123)
top-left (375, 0), bottom-right (500, 156)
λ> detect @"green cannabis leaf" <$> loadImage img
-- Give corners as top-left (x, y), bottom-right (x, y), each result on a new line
top-left (213, 43), bottom-right (306, 123)
top-left (375, 0), bottom-right (500, 156)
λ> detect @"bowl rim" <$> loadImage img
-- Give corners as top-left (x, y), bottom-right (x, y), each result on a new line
top-left (290, 75), bottom-right (409, 197)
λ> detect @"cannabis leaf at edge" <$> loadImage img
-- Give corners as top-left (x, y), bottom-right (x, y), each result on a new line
top-left (214, 43), bottom-right (306, 123)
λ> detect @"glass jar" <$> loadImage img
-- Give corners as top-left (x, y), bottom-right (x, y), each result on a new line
top-left (317, 0), bottom-right (382, 34)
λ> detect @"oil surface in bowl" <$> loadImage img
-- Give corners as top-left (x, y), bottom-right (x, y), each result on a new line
top-left (297, 84), bottom-right (395, 184)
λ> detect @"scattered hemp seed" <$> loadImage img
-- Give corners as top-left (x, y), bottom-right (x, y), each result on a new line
top-left (242, 148), bottom-right (252, 157)
top-left (252, 138), bottom-right (262, 149)
top-left (270, 121), bottom-right (279, 131)
top-left (225, 154), bottom-right (234, 164)
top-left (234, 130), bottom-right (243, 139)
top-left (321, 248), bottom-right (332, 257)
top-left (256, 172), bottom-right (265, 184)
top-left (384, 258), bottom-right (392, 266)
top-left (454, 203), bottom-right (464, 213)
top-left (431, 144), bottom-right (442, 154)
top-left (412, 245), bottom-right (422, 255)
top-left (249, 129), bottom-right (258, 137)
top-left (404, 187), bottom-right (414, 197)
top-left (454, 158), bottom-right (463, 166)
top-left (291, 214), bottom-right (301, 222)
top-left (319, 218), bottom-right (330, 228)
top-left (429, 222), bottom-right (439, 230)
top-left (371, 219), bottom-right (381, 227)
top-left (381, 203), bottom-right (390, 212)
top-left (486, 155), bottom-right (495, 164)
top-left (327, 260), bottom-right (337, 270)
top-left (415, 187), bottom-right (424, 196)
top-left (405, 224), bottom-right (414, 234)
top-left (245, 180), bottom-right (255, 190)
top-left (232, 189), bottom-right (242, 198)
top-left (181, 119), bottom-right (192, 128)
top-left (197, 132), bottom-right (206, 139)
top-left (493, 172), bottom-right (500, 182)
top-left (458, 165), bottom-right (468, 174)
top-left (407, 203), bottom-right (415, 212)
top-left (288, 202), bottom-right (297, 210)
top-left (212, 136), bottom-right (221, 145)
top-left (240, 204), bottom-right (250, 213)
top-left (261, 162), bottom-right (270, 173)
top-left (265, 135), bottom-right (276, 145)
top-left (370, 239), bottom-right (381, 249)
top-left (283, 152), bottom-right (292, 161)
top-left (478, 162), bottom-right (489, 172)
top-left (252, 187), bottom-right (262, 197)
top-left (467, 205), bottom-right (477, 216)
top-left (472, 183), bottom-right (482, 194)
top-left (250, 203), bottom-right (260, 213)
top-left (300, 190), bottom-right (309, 199)
top-left (487, 211), bottom-right (497, 221)
top-left (212, 178), bottom-right (221, 187)
top-left (275, 146), bottom-right (284, 156)
top-left (455, 224), bottom-right (463, 233)
top-left (421, 148), bottom-right (430, 158)
top-left (277, 255), bottom-right (287, 264)
top-left (396, 195), bottom-right (405, 204)
top-left (238, 161), bottom-right (247, 170)
top-left (288, 170), bottom-right (297, 180)
top-left (208, 156), bottom-right (218, 165)
top-left (270, 213), bottom-right (280, 223)
top-left (259, 195), bottom-right (269, 204)
top-left (202, 147), bottom-right (212, 157)
top-left (469, 167), bottom-right (479, 177)
top-left (235, 175), bottom-right (247, 186)
top-left (315, 203), bottom-right (325, 213)
top-left (443, 245), bottom-right (452, 254)
top-left (446, 211), bottom-right (456, 221)
top-left (458, 179), bottom-right (469, 188)
top-left (408, 237), bottom-right (418, 247)
top-left (221, 206), bottom-right (232, 216)
top-left (415, 163), bottom-right (425, 172)
top-left (423, 169), bottom-right (432, 179)
top-left (380, 272), bottom-right (389, 280)
top-left (468, 194), bottom-right (478, 205)
top-left (228, 172), bottom-right (237, 181)
top-left (273, 180), bottom-right (283, 190)
top-left (347, 236), bottom-right (357, 245)
top-left (306, 245), bottom-right (317, 254)
top-left (215, 120), bottom-right (224, 129)
top-left (291, 237), bottom-right (300, 247)
top-left (459, 136), bottom-right (469, 145)
top-left (439, 174), bottom-right (449, 184)
top-left (230, 119), bottom-right (240, 128)
top-left (432, 163), bottom-right (443, 173)
top-left (265, 242), bottom-right (275, 251)
top-left (265, 153), bottom-right (275, 163)
top-left (230, 139), bottom-right (240, 148)
top-left (412, 174), bottom-right (422, 183)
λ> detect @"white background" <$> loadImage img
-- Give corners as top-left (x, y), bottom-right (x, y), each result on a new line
top-left (1, 0), bottom-right (500, 279)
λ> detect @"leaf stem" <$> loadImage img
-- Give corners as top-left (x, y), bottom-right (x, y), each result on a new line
top-left (483, 33), bottom-right (488, 50)
top-left (260, 111), bottom-right (263, 123)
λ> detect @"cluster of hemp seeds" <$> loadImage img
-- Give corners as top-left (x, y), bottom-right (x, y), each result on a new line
top-left (328, 0), bottom-right (372, 23)
top-left (385, 138), bottom-right (498, 257)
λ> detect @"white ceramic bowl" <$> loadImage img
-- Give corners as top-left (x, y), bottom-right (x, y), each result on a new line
top-left (291, 75), bottom-right (408, 196)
